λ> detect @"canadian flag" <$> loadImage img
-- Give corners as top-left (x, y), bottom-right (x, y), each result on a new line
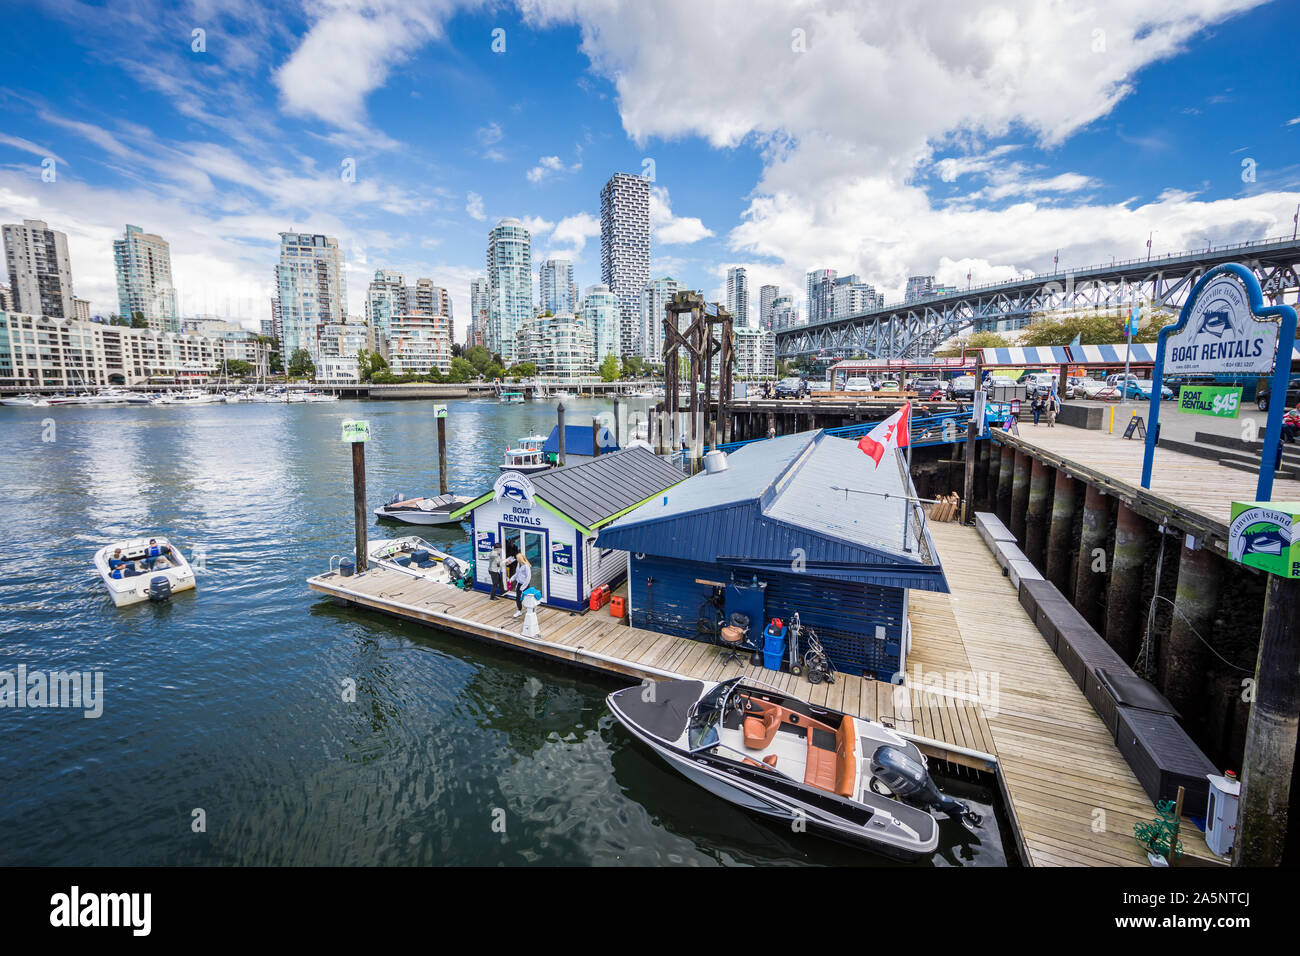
top-left (857, 405), bottom-right (910, 468)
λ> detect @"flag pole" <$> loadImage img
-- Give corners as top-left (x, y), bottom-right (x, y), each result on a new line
top-left (903, 399), bottom-right (913, 553)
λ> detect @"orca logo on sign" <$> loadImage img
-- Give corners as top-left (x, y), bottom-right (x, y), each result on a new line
top-left (494, 471), bottom-right (535, 505)
top-left (1229, 507), bottom-right (1293, 563)
top-left (1196, 309), bottom-right (1232, 338)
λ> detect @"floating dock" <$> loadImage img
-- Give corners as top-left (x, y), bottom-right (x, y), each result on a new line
top-left (308, 518), bottom-right (1220, 867)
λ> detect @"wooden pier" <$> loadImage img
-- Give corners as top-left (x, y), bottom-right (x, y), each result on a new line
top-left (307, 520), bottom-right (1219, 867)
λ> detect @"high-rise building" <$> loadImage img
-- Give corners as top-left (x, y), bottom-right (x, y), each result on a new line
top-left (411, 279), bottom-right (452, 342)
top-left (389, 312), bottom-right (452, 377)
top-left (516, 311), bottom-right (595, 382)
top-left (831, 276), bottom-right (883, 317)
top-left (366, 269), bottom-right (407, 349)
top-left (539, 258), bottom-right (577, 314)
top-left (73, 297), bottom-right (92, 322)
top-left (273, 232), bottom-right (346, 362)
top-left (905, 275), bottom-right (936, 303)
top-left (112, 224), bottom-right (179, 332)
top-left (726, 267), bottom-right (750, 327)
top-left (0, 283), bottom-right (12, 311)
top-left (599, 173), bottom-right (650, 358)
top-left (639, 276), bottom-right (682, 362)
top-left (486, 218), bottom-right (533, 364)
top-left (579, 283), bottom-right (620, 362)
top-left (805, 268), bottom-right (837, 325)
top-left (469, 276), bottom-right (490, 349)
top-left (2, 219), bottom-right (75, 318)
top-left (772, 294), bottom-right (798, 330)
top-left (758, 284), bottom-right (779, 330)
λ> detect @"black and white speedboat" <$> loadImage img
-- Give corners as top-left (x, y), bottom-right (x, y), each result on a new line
top-left (374, 491), bottom-right (472, 526)
top-left (607, 676), bottom-right (980, 860)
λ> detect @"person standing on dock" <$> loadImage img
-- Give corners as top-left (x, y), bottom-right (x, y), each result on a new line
top-left (488, 544), bottom-right (505, 600)
top-left (511, 555), bottom-right (532, 617)
top-left (1031, 393), bottom-right (1044, 425)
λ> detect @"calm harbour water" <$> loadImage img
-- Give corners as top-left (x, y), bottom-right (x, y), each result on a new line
top-left (0, 396), bottom-right (1008, 866)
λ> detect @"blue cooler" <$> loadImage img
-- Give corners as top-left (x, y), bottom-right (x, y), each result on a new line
top-left (762, 622), bottom-right (787, 672)
top-left (411, 548), bottom-right (431, 566)
top-left (339, 557), bottom-right (355, 577)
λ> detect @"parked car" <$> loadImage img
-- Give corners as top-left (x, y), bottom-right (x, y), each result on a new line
top-left (913, 376), bottom-right (945, 398)
top-left (1256, 377), bottom-right (1300, 411)
top-left (877, 379), bottom-right (901, 392)
top-left (843, 376), bottom-right (875, 393)
top-left (1104, 373), bottom-right (1173, 401)
top-left (946, 376), bottom-right (976, 401)
top-left (1071, 377), bottom-right (1115, 400)
top-left (773, 376), bottom-right (809, 399)
top-left (1018, 371), bottom-right (1058, 396)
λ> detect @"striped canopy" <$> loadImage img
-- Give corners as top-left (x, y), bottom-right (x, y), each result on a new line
top-left (981, 342), bottom-right (1300, 367)
top-left (978, 346), bottom-right (1073, 366)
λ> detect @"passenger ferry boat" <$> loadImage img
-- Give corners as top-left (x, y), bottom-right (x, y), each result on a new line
top-left (499, 435), bottom-right (551, 474)
top-left (500, 391), bottom-right (525, 405)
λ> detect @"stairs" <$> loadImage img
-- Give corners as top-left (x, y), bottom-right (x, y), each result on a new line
top-left (1156, 430), bottom-right (1300, 480)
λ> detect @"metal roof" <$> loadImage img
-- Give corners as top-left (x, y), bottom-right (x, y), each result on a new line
top-left (597, 431), bottom-right (948, 592)
top-left (541, 424), bottom-right (619, 458)
top-left (526, 446), bottom-right (685, 530)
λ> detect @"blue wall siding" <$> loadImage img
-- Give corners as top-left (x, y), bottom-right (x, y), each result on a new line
top-left (626, 554), bottom-right (905, 681)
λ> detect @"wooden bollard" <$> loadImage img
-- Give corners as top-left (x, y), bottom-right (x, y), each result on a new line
top-left (436, 408), bottom-right (448, 495)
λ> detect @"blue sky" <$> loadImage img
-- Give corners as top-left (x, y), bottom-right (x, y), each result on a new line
top-left (1, 0), bottom-right (1297, 340)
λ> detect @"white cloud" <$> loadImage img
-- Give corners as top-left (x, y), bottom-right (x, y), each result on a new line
top-left (526, 155), bottom-right (581, 183)
top-left (550, 212), bottom-right (600, 253)
top-left (649, 186), bottom-right (713, 244)
top-left (520, 215), bottom-right (554, 236)
top-left (466, 191), bottom-right (485, 221)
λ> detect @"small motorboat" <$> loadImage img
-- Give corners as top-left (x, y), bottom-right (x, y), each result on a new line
top-left (361, 536), bottom-right (472, 586)
top-left (88, 387), bottom-right (151, 406)
top-left (499, 391), bottom-right (525, 405)
top-left (300, 391), bottom-right (339, 403)
top-left (0, 394), bottom-right (50, 407)
top-left (500, 435), bottom-right (550, 474)
top-left (94, 536), bottom-right (196, 607)
top-left (374, 491), bottom-right (473, 526)
top-left (607, 676), bottom-right (981, 860)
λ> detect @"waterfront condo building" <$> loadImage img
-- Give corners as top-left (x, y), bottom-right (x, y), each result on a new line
top-left (904, 275), bottom-right (936, 303)
top-left (2, 219), bottom-right (75, 319)
top-left (599, 173), bottom-right (650, 358)
top-left (365, 269), bottom-right (406, 356)
top-left (733, 325), bottom-right (776, 380)
top-left (516, 311), bottom-right (594, 382)
top-left (539, 258), bottom-right (578, 314)
top-left (486, 218), bottom-right (533, 365)
top-left (771, 294), bottom-right (798, 330)
top-left (274, 232), bottom-right (346, 363)
top-left (639, 276), bottom-right (682, 362)
top-left (469, 276), bottom-right (490, 349)
top-left (726, 266), bottom-right (750, 327)
top-left (411, 278), bottom-right (453, 342)
top-left (579, 283), bottom-right (620, 364)
top-left (832, 276), bottom-right (884, 318)
top-left (316, 316), bottom-right (373, 383)
top-left (389, 312), bottom-right (452, 377)
top-left (112, 224), bottom-right (180, 332)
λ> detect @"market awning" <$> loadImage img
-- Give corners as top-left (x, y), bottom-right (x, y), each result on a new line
top-left (978, 346), bottom-right (1073, 366)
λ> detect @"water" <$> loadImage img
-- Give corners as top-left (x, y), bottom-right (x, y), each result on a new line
top-left (0, 396), bottom-right (1010, 866)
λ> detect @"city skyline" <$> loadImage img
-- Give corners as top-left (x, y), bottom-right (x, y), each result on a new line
top-left (1, 2), bottom-right (1299, 345)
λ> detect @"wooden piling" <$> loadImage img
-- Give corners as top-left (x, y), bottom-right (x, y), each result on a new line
top-left (1009, 451), bottom-right (1031, 545)
top-left (1046, 469), bottom-right (1079, 597)
top-left (1024, 458), bottom-right (1053, 568)
top-left (592, 418), bottom-right (602, 457)
top-left (1234, 575), bottom-right (1300, 866)
top-left (995, 443), bottom-right (1015, 526)
top-left (1104, 504), bottom-right (1149, 660)
top-left (437, 413), bottom-right (448, 495)
top-left (986, 440), bottom-right (1002, 515)
top-left (1074, 484), bottom-right (1111, 633)
top-left (558, 402), bottom-right (566, 466)
top-left (1160, 540), bottom-right (1220, 722)
top-left (975, 436), bottom-right (992, 515)
top-left (352, 441), bottom-right (368, 573)
top-left (962, 422), bottom-right (977, 524)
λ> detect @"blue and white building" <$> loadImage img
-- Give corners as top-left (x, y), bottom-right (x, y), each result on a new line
top-left (487, 218), bottom-right (533, 364)
top-left (580, 283), bottom-right (620, 362)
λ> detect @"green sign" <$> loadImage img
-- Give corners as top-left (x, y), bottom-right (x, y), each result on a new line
top-left (1177, 385), bottom-right (1242, 418)
top-left (1229, 501), bottom-right (1300, 578)
top-left (434, 404), bottom-right (448, 419)
top-left (341, 419), bottom-right (371, 443)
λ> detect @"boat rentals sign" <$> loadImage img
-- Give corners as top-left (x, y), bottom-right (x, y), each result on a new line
top-left (341, 419), bottom-right (371, 443)
top-left (1176, 384), bottom-right (1242, 419)
top-left (1164, 271), bottom-right (1278, 375)
top-left (1229, 501), bottom-right (1299, 578)
top-left (493, 471), bottom-right (536, 506)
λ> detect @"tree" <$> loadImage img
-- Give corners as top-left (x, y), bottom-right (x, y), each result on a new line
top-left (355, 349), bottom-right (388, 382)
top-left (598, 354), bottom-right (620, 382)
top-left (620, 355), bottom-right (646, 380)
top-left (130, 311), bottom-right (149, 329)
top-left (220, 359), bottom-right (253, 379)
top-left (507, 361), bottom-right (537, 380)
top-left (463, 345), bottom-right (496, 376)
top-left (287, 348), bottom-right (315, 379)
top-left (451, 342), bottom-right (464, 359)
top-left (448, 357), bottom-right (476, 382)
top-left (934, 330), bottom-right (1010, 356)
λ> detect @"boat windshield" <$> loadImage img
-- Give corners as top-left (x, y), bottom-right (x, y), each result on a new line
top-left (687, 678), bottom-right (742, 752)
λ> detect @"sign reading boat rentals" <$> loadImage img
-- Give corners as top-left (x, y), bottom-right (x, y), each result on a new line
top-left (1229, 501), bottom-right (1300, 578)
top-left (1177, 384), bottom-right (1242, 418)
top-left (1164, 271), bottom-right (1278, 375)
top-left (493, 471), bottom-right (535, 506)
top-left (341, 419), bottom-right (371, 443)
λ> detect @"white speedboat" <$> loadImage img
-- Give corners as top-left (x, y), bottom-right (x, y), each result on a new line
top-left (0, 394), bottom-right (50, 407)
top-left (94, 536), bottom-right (196, 607)
top-left (499, 435), bottom-right (551, 474)
top-left (154, 388), bottom-right (222, 405)
top-left (375, 491), bottom-right (473, 526)
top-left (47, 393), bottom-right (93, 406)
top-left (363, 536), bottom-right (472, 585)
top-left (300, 391), bottom-right (338, 403)
top-left (608, 676), bottom-right (981, 861)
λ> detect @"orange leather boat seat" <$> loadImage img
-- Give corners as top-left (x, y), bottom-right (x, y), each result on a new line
top-left (763, 754), bottom-right (778, 768)
top-left (835, 716), bottom-right (857, 798)
top-left (804, 739), bottom-right (838, 792)
top-left (742, 703), bottom-right (782, 749)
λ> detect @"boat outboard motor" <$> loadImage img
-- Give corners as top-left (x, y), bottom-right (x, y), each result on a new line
top-left (870, 745), bottom-right (982, 828)
top-left (147, 575), bottom-right (173, 602)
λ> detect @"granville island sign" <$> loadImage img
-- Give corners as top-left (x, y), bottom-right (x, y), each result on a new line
top-left (1164, 271), bottom-right (1278, 375)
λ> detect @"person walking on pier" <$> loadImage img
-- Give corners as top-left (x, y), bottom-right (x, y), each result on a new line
top-left (1045, 390), bottom-right (1059, 427)
top-left (1031, 393), bottom-right (1045, 425)
top-left (488, 544), bottom-right (505, 600)
top-left (511, 555), bottom-right (532, 617)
